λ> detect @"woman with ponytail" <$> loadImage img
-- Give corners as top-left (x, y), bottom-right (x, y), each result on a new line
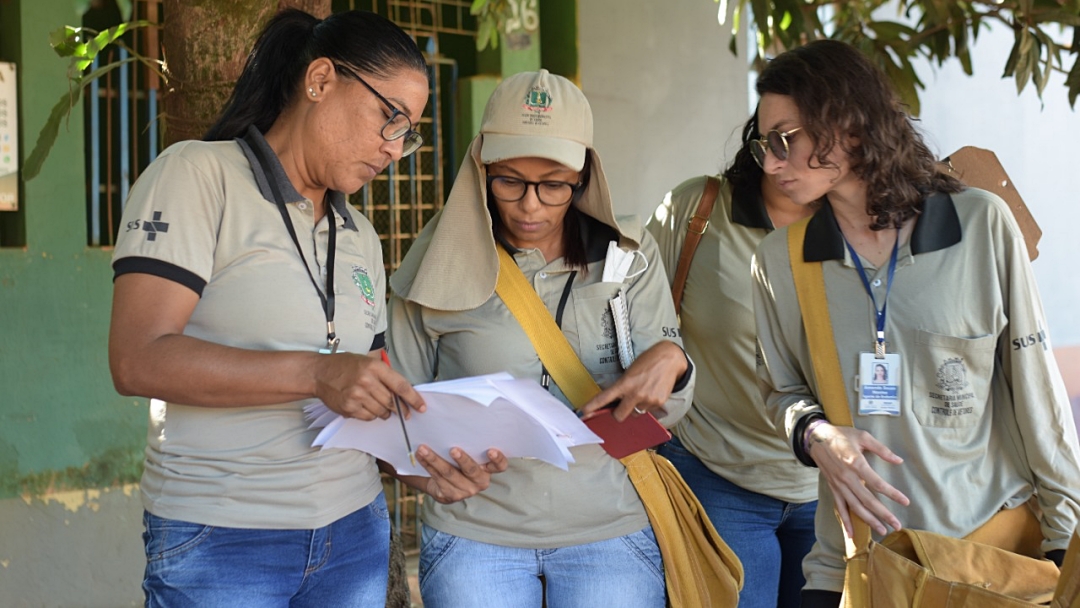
top-left (109, 9), bottom-right (506, 606)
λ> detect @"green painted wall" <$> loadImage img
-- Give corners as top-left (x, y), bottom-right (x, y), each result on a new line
top-left (0, 0), bottom-right (146, 501)
top-left (0, 1), bottom-right (170, 602)
top-left (540, 0), bottom-right (578, 81)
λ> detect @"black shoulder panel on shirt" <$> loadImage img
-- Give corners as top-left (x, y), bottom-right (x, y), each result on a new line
top-left (910, 192), bottom-right (961, 255)
top-left (370, 332), bottom-right (386, 352)
top-left (802, 202), bottom-right (846, 262)
top-left (113, 256), bottom-right (206, 296)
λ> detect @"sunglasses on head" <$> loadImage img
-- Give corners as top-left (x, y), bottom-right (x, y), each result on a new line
top-left (750, 127), bottom-right (802, 168)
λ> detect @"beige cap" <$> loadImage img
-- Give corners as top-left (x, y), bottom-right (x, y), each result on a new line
top-left (480, 69), bottom-right (593, 171)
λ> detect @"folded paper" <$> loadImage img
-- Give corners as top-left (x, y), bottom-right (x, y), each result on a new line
top-left (305, 373), bottom-right (604, 476)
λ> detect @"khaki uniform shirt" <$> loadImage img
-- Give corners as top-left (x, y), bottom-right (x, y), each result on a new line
top-left (112, 128), bottom-right (387, 529)
top-left (648, 176), bottom-right (818, 503)
top-left (753, 188), bottom-right (1080, 592)
top-left (389, 216), bottom-right (694, 548)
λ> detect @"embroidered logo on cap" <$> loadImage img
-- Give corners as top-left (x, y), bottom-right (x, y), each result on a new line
top-left (352, 265), bottom-right (376, 306)
top-left (523, 87), bottom-right (553, 113)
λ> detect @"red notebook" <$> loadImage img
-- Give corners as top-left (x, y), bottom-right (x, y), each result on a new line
top-left (583, 407), bottom-right (672, 459)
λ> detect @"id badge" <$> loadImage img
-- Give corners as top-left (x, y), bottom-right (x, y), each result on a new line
top-left (858, 352), bottom-right (901, 416)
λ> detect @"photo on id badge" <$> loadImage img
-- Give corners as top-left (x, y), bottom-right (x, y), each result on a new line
top-left (858, 352), bottom-right (901, 416)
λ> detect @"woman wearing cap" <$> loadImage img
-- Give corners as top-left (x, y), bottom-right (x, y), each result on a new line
top-left (647, 113), bottom-right (818, 608)
top-left (388, 69), bottom-right (695, 607)
top-left (108, 9), bottom-right (505, 605)
top-left (750, 40), bottom-right (1080, 606)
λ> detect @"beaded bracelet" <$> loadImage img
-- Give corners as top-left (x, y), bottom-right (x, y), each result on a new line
top-left (801, 418), bottom-right (830, 462)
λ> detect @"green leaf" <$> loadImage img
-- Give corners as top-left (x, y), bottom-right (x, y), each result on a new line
top-left (79, 56), bottom-right (138, 83)
top-left (1032, 30), bottom-right (1056, 96)
top-left (1030, 11), bottom-right (1080, 27)
top-left (954, 24), bottom-right (972, 75)
top-left (476, 18), bottom-right (493, 51)
top-left (867, 20), bottom-right (918, 40)
top-left (49, 26), bottom-right (85, 58)
top-left (779, 10), bottom-right (792, 30)
top-left (750, 0), bottom-right (771, 44)
top-left (879, 50), bottom-right (921, 115)
top-left (88, 21), bottom-right (151, 57)
top-left (115, 0), bottom-right (133, 22)
top-left (1066, 56), bottom-right (1080, 107)
top-left (1014, 30), bottom-right (1035, 93)
top-left (1003, 36), bottom-right (1022, 77)
top-left (24, 55), bottom-right (141, 180)
top-left (23, 90), bottom-right (82, 181)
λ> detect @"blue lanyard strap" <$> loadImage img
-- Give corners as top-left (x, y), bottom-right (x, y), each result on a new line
top-left (843, 232), bottom-right (899, 357)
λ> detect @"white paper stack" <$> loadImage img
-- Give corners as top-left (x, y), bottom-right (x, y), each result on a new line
top-left (304, 373), bottom-right (604, 476)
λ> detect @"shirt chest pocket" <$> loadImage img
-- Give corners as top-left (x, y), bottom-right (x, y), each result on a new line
top-left (568, 282), bottom-right (624, 379)
top-left (911, 329), bottom-right (998, 428)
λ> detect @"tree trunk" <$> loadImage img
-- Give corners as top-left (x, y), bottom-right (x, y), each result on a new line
top-left (161, 0), bottom-right (332, 145)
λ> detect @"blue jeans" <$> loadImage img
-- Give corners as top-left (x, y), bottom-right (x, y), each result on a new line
top-left (142, 492), bottom-right (391, 607)
top-left (418, 525), bottom-right (666, 608)
top-left (658, 436), bottom-right (817, 608)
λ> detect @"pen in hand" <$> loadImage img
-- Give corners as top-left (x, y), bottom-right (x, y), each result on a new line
top-left (380, 350), bottom-right (416, 467)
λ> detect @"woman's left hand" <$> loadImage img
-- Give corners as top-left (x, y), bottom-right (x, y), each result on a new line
top-left (579, 341), bottom-right (687, 422)
top-left (384, 446), bottom-right (509, 505)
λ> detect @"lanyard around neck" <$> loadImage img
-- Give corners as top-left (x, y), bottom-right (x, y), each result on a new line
top-left (843, 231), bottom-right (899, 358)
top-left (247, 137), bottom-right (339, 353)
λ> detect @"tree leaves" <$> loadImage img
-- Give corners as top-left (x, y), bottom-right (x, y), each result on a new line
top-left (718, 0), bottom-right (1080, 112)
top-left (25, 21), bottom-right (161, 181)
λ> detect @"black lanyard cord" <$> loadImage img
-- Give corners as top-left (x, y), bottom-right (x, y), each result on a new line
top-left (247, 135), bottom-right (339, 352)
top-left (540, 270), bottom-right (578, 390)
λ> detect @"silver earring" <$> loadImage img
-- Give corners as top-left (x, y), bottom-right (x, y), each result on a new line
top-left (309, 87), bottom-right (317, 97)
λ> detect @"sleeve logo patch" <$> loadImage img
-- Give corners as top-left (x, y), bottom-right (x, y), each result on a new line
top-left (125, 211), bottom-right (170, 241)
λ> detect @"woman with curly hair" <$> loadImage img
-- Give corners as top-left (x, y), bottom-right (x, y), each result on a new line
top-left (750, 40), bottom-right (1080, 607)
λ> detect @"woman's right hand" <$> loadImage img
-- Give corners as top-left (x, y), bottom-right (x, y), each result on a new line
top-left (312, 352), bottom-right (425, 421)
top-left (806, 422), bottom-right (911, 538)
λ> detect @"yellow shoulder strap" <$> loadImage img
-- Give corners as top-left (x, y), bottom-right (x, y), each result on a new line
top-left (786, 219), bottom-right (872, 563)
top-left (786, 219), bottom-right (853, 427)
top-left (494, 244), bottom-right (601, 409)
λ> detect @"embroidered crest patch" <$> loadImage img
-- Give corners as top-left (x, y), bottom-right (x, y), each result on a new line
top-left (600, 308), bottom-right (616, 340)
top-left (352, 265), bottom-right (376, 306)
top-left (523, 87), bottom-right (553, 113)
top-left (936, 357), bottom-right (968, 393)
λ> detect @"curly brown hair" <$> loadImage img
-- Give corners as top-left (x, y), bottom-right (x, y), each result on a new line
top-left (755, 40), bottom-right (961, 230)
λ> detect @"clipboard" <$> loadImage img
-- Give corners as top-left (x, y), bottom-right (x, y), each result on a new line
top-left (938, 146), bottom-right (1041, 261)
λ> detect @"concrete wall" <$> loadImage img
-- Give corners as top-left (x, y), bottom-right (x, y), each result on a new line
top-left (577, 0), bottom-right (749, 219)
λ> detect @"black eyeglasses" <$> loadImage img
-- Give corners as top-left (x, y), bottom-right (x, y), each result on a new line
top-left (333, 63), bottom-right (423, 157)
top-left (487, 175), bottom-right (582, 207)
top-left (750, 127), bottom-right (802, 168)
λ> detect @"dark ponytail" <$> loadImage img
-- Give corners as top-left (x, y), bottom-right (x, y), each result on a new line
top-left (204, 9), bottom-right (427, 141)
top-left (723, 112), bottom-right (764, 207)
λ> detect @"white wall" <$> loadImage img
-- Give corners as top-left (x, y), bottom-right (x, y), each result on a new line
top-left (913, 26), bottom-right (1080, 346)
top-left (577, 1), bottom-right (749, 220)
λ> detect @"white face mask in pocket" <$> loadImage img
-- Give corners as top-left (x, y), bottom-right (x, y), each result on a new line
top-left (601, 241), bottom-right (648, 283)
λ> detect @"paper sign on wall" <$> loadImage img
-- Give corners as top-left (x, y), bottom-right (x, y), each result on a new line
top-left (0, 62), bottom-right (17, 212)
